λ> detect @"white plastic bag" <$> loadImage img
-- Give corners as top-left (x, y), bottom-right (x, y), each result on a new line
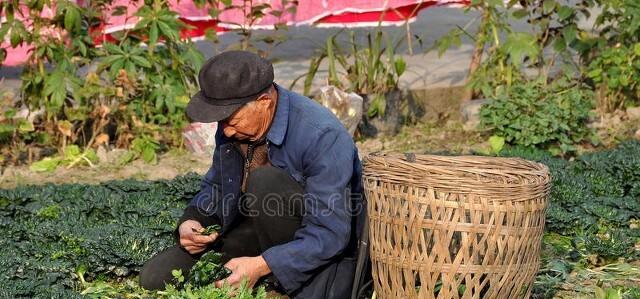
top-left (317, 86), bottom-right (363, 137)
top-left (182, 122), bottom-right (218, 155)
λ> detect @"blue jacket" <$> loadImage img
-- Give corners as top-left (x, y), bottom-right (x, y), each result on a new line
top-left (186, 84), bottom-right (364, 293)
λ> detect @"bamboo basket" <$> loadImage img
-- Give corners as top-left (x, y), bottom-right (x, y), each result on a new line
top-left (362, 153), bottom-right (550, 299)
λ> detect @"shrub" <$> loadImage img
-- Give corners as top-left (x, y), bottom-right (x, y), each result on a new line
top-left (0, 0), bottom-right (205, 165)
top-left (587, 44), bottom-right (640, 111)
top-left (480, 79), bottom-right (596, 155)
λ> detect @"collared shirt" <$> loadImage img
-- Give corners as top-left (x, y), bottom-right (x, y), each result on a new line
top-left (186, 84), bottom-right (364, 293)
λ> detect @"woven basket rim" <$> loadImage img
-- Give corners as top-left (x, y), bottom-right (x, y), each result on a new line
top-left (363, 153), bottom-right (549, 184)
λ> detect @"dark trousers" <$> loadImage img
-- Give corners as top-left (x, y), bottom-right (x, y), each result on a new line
top-left (140, 166), bottom-right (305, 292)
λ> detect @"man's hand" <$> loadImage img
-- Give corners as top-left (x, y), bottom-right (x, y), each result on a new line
top-left (178, 220), bottom-right (218, 254)
top-left (215, 256), bottom-right (271, 289)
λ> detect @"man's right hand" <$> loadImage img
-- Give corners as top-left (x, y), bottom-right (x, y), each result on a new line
top-left (178, 220), bottom-right (218, 254)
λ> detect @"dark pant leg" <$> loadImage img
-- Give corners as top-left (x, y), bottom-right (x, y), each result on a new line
top-left (139, 216), bottom-right (260, 291)
top-left (244, 166), bottom-right (305, 251)
top-left (139, 246), bottom-right (198, 290)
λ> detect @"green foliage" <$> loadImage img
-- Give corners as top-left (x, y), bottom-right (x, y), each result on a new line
top-left (186, 251), bottom-right (232, 288)
top-left (506, 0), bottom-right (593, 64)
top-left (434, 0), bottom-right (639, 108)
top-left (197, 224), bottom-right (222, 236)
top-left (116, 135), bottom-right (162, 166)
top-left (488, 135), bottom-right (505, 154)
top-left (29, 145), bottom-right (99, 172)
top-left (77, 277), bottom-right (268, 299)
top-left (163, 281), bottom-right (267, 299)
top-left (502, 141), bottom-right (640, 260)
top-left (298, 30), bottom-right (406, 118)
top-left (583, 230), bottom-right (635, 263)
top-left (480, 79), bottom-right (596, 155)
top-left (191, 0), bottom-right (297, 54)
top-left (0, 0), bottom-right (203, 165)
top-left (587, 44), bottom-right (640, 111)
top-left (0, 172), bottom-right (271, 298)
top-left (594, 286), bottom-right (623, 299)
top-left (577, 0), bottom-right (640, 111)
top-left (504, 142), bottom-right (640, 298)
top-left (0, 173), bottom-right (202, 298)
top-left (435, 0), bottom-right (550, 97)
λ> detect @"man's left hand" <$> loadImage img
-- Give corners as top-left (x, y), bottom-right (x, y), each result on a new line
top-left (215, 255), bottom-right (271, 289)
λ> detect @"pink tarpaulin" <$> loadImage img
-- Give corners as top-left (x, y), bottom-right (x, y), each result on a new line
top-left (1, 0), bottom-right (469, 66)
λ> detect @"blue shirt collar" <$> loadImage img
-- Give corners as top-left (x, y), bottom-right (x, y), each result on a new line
top-left (266, 84), bottom-right (289, 146)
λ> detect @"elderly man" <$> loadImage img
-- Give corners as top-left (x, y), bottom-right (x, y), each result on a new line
top-left (140, 51), bottom-right (364, 298)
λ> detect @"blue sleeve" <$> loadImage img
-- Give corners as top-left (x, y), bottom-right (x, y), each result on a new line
top-left (261, 128), bottom-right (354, 293)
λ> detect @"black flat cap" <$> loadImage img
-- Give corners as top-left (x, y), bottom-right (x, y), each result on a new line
top-left (186, 51), bottom-right (274, 123)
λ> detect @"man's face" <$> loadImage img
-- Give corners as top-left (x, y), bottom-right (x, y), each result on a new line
top-left (221, 87), bottom-right (277, 141)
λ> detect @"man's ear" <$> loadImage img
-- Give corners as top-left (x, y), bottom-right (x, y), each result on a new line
top-left (255, 92), bottom-right (274, 105)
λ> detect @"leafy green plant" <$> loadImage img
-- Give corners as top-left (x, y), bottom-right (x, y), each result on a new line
top-left (577, 0), bottom-right (640, 112)
top-left (118, 135), bottom-right (161, 165)
top-left (185, 251), bottom-right (232, 287)
top-left (435, 0), bottom-right (543, 99)
top-left (506, 0), bottom-right (596, 75)
top-left (0, 0), bottom-right (203, 166)
top-left (193, 0), bottom-right (298, 55)
top-left (434, 0), bottom-right (607, 103)
top-left (297, 29), bottom-right (407, 128)
top-left (594, 286), bottom-right (623, 299)
top-left (0, 173), bottom-right (202, 297)
top-left (162, 280), bottom-right (267, 299)
top-left (194, 224), bottom-right (222, 236)
top-left (587, 44), bottom-right (640, 111)
top-left (29, 144), bottom-right (99, 172)
top-left (0, 172), bottom-right (275, 298)
top-left (583, 230), bottom-right (635, 264)
top-left (480, 79), bottom-right (596, 155)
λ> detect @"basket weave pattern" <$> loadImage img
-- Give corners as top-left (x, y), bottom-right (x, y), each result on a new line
top-left (362, 154), bottom-right (550, 299)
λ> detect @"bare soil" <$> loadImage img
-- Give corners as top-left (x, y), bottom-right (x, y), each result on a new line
top-left (0, 120), bottom-right (488, 189)
top-left (0, 150), bottom-right (211, 189)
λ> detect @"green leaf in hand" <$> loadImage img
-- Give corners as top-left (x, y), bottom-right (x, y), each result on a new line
top-left (193, 225), bottom-right (222, 236)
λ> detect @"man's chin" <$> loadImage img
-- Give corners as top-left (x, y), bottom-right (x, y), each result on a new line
top-left (234, 134), bottom-right (251, 141)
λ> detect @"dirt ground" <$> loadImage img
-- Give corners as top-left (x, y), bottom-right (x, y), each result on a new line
top-left (0, 120), bottom-right (487, 189)
top-left (0, 150), bottom-right (211, 189)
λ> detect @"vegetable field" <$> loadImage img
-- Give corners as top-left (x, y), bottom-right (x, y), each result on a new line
top-left (1, 142), bottom-right (639, 298)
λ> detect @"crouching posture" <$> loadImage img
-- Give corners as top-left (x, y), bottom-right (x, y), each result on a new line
top-left (140, 51), bottom-right (364, 298)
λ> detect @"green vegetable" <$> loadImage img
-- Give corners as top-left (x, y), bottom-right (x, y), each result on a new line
top-left (193, 225), bottom-right (222, 236)
top-left (0, 173), bottom-right (202, 298)
top-left (186, 251), bottom-right (232, 287)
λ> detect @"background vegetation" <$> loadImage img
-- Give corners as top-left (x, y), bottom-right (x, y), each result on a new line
top-left (0, 0), bottom-right (295, 168)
